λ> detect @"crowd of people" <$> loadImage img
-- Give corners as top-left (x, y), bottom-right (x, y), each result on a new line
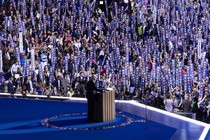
top-left (0, 0), bottom-right (209, 122)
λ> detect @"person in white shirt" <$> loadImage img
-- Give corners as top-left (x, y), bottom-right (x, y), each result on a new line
top-left (164, 94), bottom-right (174, 112)
top-left (74, 38), bottom-right (81, 50)
top-left (99, 48), bottom-right (105, 56)
top-left (10, 61), bottom-right (21, 77)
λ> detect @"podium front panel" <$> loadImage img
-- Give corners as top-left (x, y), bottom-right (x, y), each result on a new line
top-left (94, 90), bottom-right (115, 122)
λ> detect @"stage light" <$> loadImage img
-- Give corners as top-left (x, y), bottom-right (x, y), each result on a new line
top-left (124, 0), bottom-right (129, 3)
top-left (99, 1), bottom-right (104, 5)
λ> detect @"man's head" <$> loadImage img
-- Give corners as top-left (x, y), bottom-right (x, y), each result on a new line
top-left (10, 77), bottom-right (14, 81)
top-left (92, 74), bottom-right (97, 81)
top-left (57, 75), bottom-right (62, 80)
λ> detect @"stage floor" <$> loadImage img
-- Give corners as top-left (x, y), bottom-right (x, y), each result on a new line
top-left (0, 97), bottom-right (209, 140)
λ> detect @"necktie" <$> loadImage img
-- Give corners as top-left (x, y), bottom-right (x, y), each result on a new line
top-left (58, 80), bottom-right (60, 90)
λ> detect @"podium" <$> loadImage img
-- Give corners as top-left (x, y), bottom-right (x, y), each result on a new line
top-left (93, 89), bottom-right (115, 122)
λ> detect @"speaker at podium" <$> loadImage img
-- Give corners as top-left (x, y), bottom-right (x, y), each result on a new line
top-left (86, 78), bottom-right (115, 122)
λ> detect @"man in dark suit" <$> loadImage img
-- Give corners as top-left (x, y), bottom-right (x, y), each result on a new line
top-left (53, 75), bottom-right (62, 94)
top-left (26, 76), bottom-right (34, 94)
top-left (7, 77), bottom-right (15, 97)
top-left (86, 75), bottom-right (102, 121)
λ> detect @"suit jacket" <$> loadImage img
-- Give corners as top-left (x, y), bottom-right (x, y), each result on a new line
top-left (8, 81), bottom-right (14, 93)
top-left (53, 79), bottom-right (62, 92)
top-left (86, 80), bottom-right (102, 99)
top-left (61, 78), bottom-right (68, 93)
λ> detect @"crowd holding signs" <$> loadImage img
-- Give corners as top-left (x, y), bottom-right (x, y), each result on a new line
top-left (0, 0), bottom-right (210, 122)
